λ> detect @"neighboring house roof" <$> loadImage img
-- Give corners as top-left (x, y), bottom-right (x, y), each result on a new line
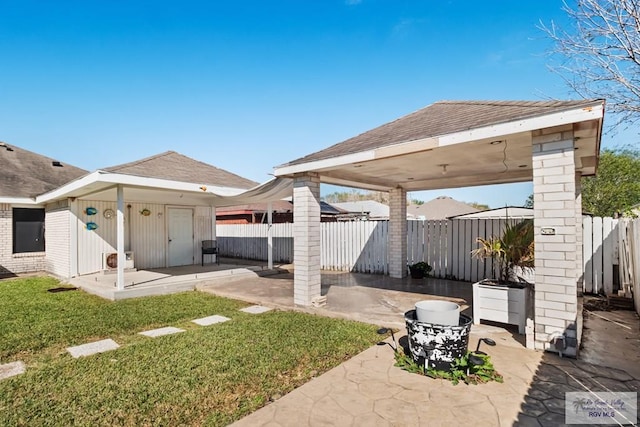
top-left (331, 201), bottom-right (390, 219)
top-left (103, 151), bottom-right (258, 190)
top-left (279, 100), bottom-right (601, 167)
top-left (408, 196), bottom-right (479, 220)
top-left (216, 200), bottom-right (347, 216)
top-left (0, 142), bottom-right (87, 198)
top-left (450, 206), bottom-right (533, 219)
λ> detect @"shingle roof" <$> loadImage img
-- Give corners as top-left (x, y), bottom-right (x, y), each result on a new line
top-left (103, 151), bottom-right (258, 189)
top-left (281, 100), bottom-right (602, 166)
top-left (407, 196), bottom-right (479, 220)
top-left (0, 143), bottom-right (88, 198)
top-left (331, 201), bottom-right (390, 219)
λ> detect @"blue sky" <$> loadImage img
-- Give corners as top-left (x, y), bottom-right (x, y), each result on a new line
top-left (0, 1), bottom-right (628, 207)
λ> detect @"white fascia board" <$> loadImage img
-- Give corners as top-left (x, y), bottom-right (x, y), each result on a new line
top-left (438, 103), bottom-right (604, 147)
top-left (35, 171), bottom-right (104, 204)
top-left (36, 171), bottom-right (249, 203)
top-left (274, 151), bottom-right (375, 177)
top-left (0, 197), bottom-right (38, 205)
top-left (273, 103), bottom-right (604, 175)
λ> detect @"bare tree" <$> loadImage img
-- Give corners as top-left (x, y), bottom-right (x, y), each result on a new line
top-left (541, 0), bottom-right (640, 127)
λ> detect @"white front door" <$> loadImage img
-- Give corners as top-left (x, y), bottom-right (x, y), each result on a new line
top-left (168, 208), bottom-right (194, 267)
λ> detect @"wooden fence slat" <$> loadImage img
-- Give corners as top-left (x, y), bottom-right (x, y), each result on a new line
top-left (583, 217), bottom-right (593, 293)
top-left (217, 217), bottom-right (622, 289)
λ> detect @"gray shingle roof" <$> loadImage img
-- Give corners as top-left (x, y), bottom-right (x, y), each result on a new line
top-left (103, 151), bottom-right (258, 189)
top-left (281, 100), bottom-right (602, 166)
top-left (0, 143), bottom-right (88, 198)
top-left (407, 196), bottom-right (479, 220)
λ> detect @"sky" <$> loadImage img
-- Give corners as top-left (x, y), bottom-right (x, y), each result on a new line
top-left (0, 1), bottom-right (631, 208)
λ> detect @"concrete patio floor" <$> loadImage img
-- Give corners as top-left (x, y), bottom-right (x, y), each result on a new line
top-left (197, 271), bottom-right (639, 427)
top-left (67, 258), bottom-right (286, 300)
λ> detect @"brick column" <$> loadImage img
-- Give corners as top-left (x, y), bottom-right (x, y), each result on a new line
top-left (389, 187), bottom-right (407, 278)
top-left (293, 173), bottom-right (321, 306)
top-left (532, 127), bottom-right (579, 356)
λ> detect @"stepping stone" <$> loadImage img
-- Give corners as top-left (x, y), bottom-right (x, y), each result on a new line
top-left (240, 305), bottom-right (273, 314)
top-left (0, 361), bottom-right (26, 380)
top-left (192, 315), bottom-right (231, 326)
top-left (66, 339), bottom-right (120, 358)
top-left (139, 326), bottom-right (185, 338)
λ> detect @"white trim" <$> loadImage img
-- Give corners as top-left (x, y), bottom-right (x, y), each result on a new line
top-left (35, 170), bottom-right (251, 204)
top-left (438, 104), bottom-right (603, 147)
top-left (274, 151), bottom-right (375, 177)
top-left (0, 197), bottom-right (38, 205)
top-left (273, 103), bottom-right (604, 176)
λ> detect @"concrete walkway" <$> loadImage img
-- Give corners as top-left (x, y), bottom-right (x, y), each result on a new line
top-left (199, 272), bottom-right (639, 427)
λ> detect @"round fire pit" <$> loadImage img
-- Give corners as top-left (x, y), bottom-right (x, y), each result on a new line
top-left (404, 309), bottom-right (472, 371)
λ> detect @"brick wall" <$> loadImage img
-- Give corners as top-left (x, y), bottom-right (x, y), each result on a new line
top-left (388, 187), bottom-right (407, 278)
top-left (0, 203), bottom-right (46, 275)
top-left (293, 174), bottom-right (321, 305)
top-left (532, 127), bottom-right (579, 356)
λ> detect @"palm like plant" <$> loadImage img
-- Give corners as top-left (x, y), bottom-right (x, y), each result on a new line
top-left (472, 220), bottom-right (534, 284)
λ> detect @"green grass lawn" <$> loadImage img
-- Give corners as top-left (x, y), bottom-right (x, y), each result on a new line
top-left (0, 276), bottom-right (380, 426)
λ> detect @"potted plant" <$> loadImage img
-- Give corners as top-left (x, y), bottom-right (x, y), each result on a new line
top-left (470, 220), bottom-right (534, 334)
top-left (408, 261), bottom-right (432, 279)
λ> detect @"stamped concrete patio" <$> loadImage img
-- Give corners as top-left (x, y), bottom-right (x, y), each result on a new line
top-left (198, 271), bottom-right (639, 426)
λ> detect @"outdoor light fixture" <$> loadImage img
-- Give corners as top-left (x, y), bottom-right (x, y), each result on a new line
top-left (376, 327), bottom-right (397, 351)
top-left (474, 337), bottom-right (496, 355)
top-left (438, 164), bottom-right (448, 175)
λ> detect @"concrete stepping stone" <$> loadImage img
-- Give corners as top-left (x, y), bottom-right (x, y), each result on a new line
top-left (192, 315), bottom-right (231, 326)
top-left (0, 361), bottom-right (26, 380)
top-left (66, 339), bottom-right (120, 358)
top-left (240, 305), bottom-right (273, 314)
top-left (139, 326), bottom-right (185, 338)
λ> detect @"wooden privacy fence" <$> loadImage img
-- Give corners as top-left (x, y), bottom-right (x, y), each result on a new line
top-left (617, 218), bottom-right (640, 313)
top-left (217, 217), bottom-right (623, 291)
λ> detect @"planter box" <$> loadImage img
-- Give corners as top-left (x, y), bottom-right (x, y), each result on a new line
top-left (472, 281), bottom-right (528, 334)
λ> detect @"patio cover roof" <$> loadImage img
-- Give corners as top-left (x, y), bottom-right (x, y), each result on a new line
top-left (274, 100), bottom-right (605, 191)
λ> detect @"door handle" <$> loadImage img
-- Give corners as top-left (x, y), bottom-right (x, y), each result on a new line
top-left (169, 239), bottom-right (172, 243)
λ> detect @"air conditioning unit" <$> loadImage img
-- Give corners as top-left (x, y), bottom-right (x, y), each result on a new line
top-left (103, 252), bottom-right (135, 270)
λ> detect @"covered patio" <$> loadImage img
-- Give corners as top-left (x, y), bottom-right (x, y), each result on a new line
top-left (274, 100), bottom-right (605, 356)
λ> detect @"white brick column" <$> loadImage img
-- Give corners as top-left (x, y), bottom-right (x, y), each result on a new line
top-left (532, 128), bottom-right (579, 356)
top-left (389, 187), bottom-right (407, 278)
top-left (293, 173), bottom-right (321, 306)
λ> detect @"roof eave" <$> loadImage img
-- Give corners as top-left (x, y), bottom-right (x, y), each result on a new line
top-left (35, 171), bottom-right (252, 204)
top-left (274, 101), bottom-right (605, 178)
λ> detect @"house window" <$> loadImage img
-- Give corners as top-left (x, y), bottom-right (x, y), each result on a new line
top-left (13, 208), bottom-right (45, 253)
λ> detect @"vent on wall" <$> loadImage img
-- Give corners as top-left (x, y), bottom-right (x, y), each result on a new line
top-left (103, 252), bottom-right (134, 270)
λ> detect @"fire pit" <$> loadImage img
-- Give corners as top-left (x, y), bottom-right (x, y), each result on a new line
top-left (404, 309), bottom-right (472, 371)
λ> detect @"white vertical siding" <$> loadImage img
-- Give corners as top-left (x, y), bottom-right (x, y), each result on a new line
top-left (76, 201), bottom-right (214, 274)
top-left (45, 205), bottom-right (71, 278)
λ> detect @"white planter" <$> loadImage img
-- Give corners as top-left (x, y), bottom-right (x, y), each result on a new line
top-left (472, 281), bottom-right (528, 334)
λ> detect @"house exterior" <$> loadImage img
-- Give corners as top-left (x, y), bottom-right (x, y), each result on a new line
top-left (1, 145), bottom-right (270, 280)
top-left (407, 196), bottom-right (479, 220)
top-left (216, 200), bottom-right (346, 223)
top-left (330, 200), bottom-right (390, 220)
top-left (0, 143), bottom-right (87, 276)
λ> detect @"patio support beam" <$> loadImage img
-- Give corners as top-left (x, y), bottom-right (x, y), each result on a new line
top-left (532, 129), bottom-right (578, 356)
top-left (293, 173), bottom-right (321, 306)
top-left (116, 184), bottom-right (125, 291)
top-left (267, 201), bottom-right (273, 270)
top-left (389, 186), bottom-right (407, 278)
